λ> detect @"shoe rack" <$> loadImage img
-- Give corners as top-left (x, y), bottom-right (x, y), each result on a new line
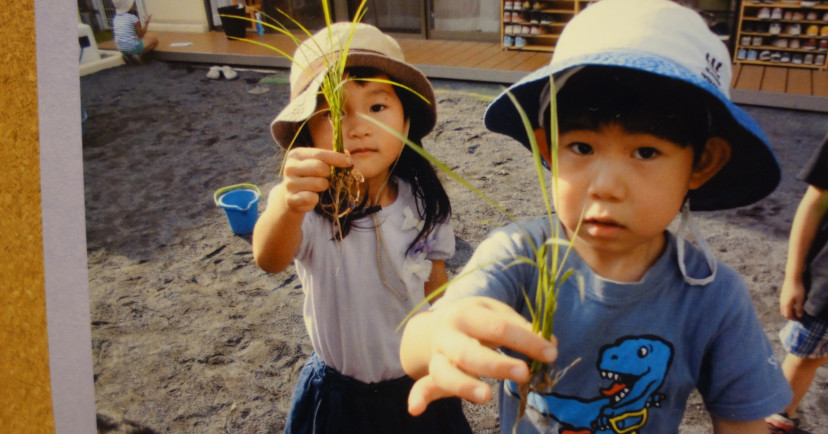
top-left (735, 1), bottom-right (828, 69)
top-left (501, 0), bottom-right (598, 52)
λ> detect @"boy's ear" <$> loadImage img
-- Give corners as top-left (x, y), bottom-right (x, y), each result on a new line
top-left (688, 137), bottom-right (731, 190)
top-left (534, 127), bottom-right (552, 164)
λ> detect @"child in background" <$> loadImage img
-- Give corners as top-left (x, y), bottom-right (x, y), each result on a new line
top-left (252, 23), bottom-right (470, 433)
top-left (400, 0), bottom-right (792, 432)
top-left (112, 0), bottom-right (158, 64)
top-left (766, 134), bottom-right (828, 434)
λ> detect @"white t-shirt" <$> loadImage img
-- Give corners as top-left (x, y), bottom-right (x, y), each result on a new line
top-left (295, 179), bottom-right (454, 383)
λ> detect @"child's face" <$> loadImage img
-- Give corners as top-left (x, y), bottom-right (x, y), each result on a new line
top-left (555, 124), bottom-right (708, 270)
top-left (307, 74), bottom-right (406, 191)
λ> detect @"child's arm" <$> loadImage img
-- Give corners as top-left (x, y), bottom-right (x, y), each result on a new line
top-left (423, 260), bottom-right (447, 300)
top-left (780, 185), bottom-right (828, 319)
top-left (252, 148), bottom-right (352, 273)
top-left (711, 417), bottom-right (769, 433)
top-left (134, 15), bottom-right (151, 38)
top-left (400, 296), bottom-right (557, 416)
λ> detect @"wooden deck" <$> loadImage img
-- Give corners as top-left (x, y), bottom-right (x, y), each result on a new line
top-left (100, 31), bottom-right (828, 112)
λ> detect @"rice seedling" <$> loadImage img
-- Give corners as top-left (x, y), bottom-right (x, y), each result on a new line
top-left (383, 77), bottom-right (584, 432)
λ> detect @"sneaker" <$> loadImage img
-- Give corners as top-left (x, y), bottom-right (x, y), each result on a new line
top-left (817, 53), bottom-right (826, 64)
top-left (753, 36), bottom-right (764, 46)
top-left (780, 52), bottom-right (791, 62)
top-left (807, 24), bottom-right (820, 35)
top-left (793, 11), bottom-right (805, 20)
top-left (788, 23), bottom-right (801, 35)
top-left (804, 38), bottom-right (818, 49)
top-left (206, 65), bottom-right (222, 79)
top-left (521, 25), bottom-right (531, 35)
top-left (784, 10), bottom-right (793, 20)
top-left (765, 412), bottom-right (799, 433)
top-left (514, 36), bottom-right (527, 49)
top-left (748, 49), bottom-right (759, 60)
top-left (737, 48), bottom-right (747, 59)
top-left (793, 53), bottom-right (804, 63)
top-left (820, 39), bottom-right (828, 51)
top-left (774, 37), bottom-right (788, 47)
top-left (742, 35), bottom-right (752, 46)
top-left (807, 11), bottom-right (818, 20)
top-left (822, 25), bottom-right (828, 36)
top-left (758, 7), bottom-right (771, 18)
top-left (760, 50), bottom-right (772, 60)
top-left (770, 22), bottom-right (782, 35)
top-left (220, 65), bottom-right (238, 80)
top-left (503, 35), bottom-right (514, 47)
top-left (790, 38), bottom-right (801, 48)
top-left (771, 7), bottom-right (783, 19)
top-left (770, 51), bottom-right (782, 62)
top-left (805, 53), bottom-right (815, 64)
top-left (801, 0), bottom-right (818, 5)
top-left (522, 0), bottom-right (531, 11)
top-left (539, 13), bottom-right (553, 25)
top-left (504, 1), bottom-right (514, 10)
top-left (504, 10), bottom-right (512, 22)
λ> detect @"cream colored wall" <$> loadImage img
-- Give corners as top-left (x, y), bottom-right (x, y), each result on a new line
top-left (144, 0), bottom-right (210, 33)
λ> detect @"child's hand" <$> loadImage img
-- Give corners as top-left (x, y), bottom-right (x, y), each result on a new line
top-left (400, 296), bottom-right (557, 416)
top-left (281, 147), bottom-right (352, 213)
top-left (779, 276), bottom-right (806, 320)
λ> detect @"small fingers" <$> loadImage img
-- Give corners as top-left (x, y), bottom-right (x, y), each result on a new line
top-left (408, 354), bottom-right (492, 416)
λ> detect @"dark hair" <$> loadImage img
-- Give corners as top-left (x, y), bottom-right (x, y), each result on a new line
top-left (549, 66), bottom-right (723, 164)
top-left (300, 66), bottom-right (450, 254)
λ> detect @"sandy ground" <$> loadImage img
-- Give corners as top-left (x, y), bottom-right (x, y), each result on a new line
top-left (81, 60), bottom-right (828, 433)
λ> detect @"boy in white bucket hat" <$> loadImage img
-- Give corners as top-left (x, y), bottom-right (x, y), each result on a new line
top-left (254, 22), bottom-right (470, 434)
top-left (400, 0), bottom-right (792, 432)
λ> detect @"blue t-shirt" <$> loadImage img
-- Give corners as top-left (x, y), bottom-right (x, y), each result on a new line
top-left (437, 217), bottom-right (791, 433)
top-left (112, 12), bottom-right (139, 52)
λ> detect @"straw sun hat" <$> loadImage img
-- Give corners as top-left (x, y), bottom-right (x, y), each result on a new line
top-left (484, 0), bottom-right (780, 211)
top-left (270, 22), bottom-right (436, 149)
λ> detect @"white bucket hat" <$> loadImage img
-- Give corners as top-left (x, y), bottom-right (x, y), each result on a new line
top-left (484, 0), bottom-right (780, 211)
top-left (270, 22), bottom-right (436, 149)
top-left (113, 0), bottom-right (135, 14)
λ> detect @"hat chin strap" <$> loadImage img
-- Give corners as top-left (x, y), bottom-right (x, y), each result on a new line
top-left (676, 200), bottom-right (717, 286)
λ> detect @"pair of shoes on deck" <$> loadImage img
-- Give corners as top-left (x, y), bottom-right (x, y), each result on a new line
top-left (765, 412), bottom-right (800, 433)
top-left (207, 65), bottom-right (238, 80)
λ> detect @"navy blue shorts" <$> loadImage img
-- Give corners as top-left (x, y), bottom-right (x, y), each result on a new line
top-left (285, 353), bottom-right (473, 434)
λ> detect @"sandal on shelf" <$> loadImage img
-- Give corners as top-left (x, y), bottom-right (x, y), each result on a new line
top-left (206, 65), bottom-right (222, 80)
top-left (765, 412), bottom-right (800, 433)
top-left (220, 65), bottom-right (238, 80)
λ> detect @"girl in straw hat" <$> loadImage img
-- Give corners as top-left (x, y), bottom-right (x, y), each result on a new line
top-left (253, 23), bottom-right (470, 433)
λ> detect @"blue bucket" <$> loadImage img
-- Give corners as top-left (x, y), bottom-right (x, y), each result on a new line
top-left (214, 183), bottom-right (261, 235)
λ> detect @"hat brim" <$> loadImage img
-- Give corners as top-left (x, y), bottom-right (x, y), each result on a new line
top-left (484, 52), bottom-right (781, 211)
top-left (271, 53), bottom-right (436, 150)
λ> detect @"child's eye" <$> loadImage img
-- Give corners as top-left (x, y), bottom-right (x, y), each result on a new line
top-left (370, 104), bottom-right (386, 113)
top-left (568, 142), bottom-right (593, 155)
top-left (633, 147), bottom-right (659, 159)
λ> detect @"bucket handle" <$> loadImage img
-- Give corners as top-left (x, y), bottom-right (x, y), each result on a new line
top-left (214, 183), bottom-right (261, 210)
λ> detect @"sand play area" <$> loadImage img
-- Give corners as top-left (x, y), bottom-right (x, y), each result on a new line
top-left (80, 60), bottom-right (827, 433)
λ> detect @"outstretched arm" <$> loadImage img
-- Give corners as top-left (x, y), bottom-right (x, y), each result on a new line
top-left (400, 296), bottom-right (557, 415)
top-left (252, 148), bottom-right (352, 273)
top-left (780, 185), bottom-right (828, 319)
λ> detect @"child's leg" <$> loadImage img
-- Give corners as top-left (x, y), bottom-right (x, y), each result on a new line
top-left (142, 35), bottom-right (158, 54)
top-left (781, 353), bottom-right (828, 417)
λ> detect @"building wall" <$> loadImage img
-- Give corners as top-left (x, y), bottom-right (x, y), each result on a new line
top-left (145, 0), bottom-right (210, 33)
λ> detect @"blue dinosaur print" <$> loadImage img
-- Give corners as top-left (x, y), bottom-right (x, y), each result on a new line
top-left (507, 335), bottom-right (673, 433)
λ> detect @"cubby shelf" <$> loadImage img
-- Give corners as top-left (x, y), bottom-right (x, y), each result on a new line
top-left (735, 1), bottom-right (828, 69)
top-left (501, 0), bottom-right (597, 52)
